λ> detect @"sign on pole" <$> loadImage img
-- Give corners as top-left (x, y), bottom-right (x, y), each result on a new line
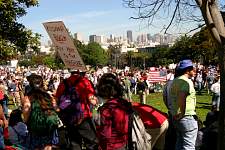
top-left (43, 21), bottom-right (86, 70)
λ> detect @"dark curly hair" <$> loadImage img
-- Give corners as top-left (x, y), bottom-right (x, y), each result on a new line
top-left (96, 73), bottom-right (123, 99)
top-left (9, 109), bottom-right (23, 127)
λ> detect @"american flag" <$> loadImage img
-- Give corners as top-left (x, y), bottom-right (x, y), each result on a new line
top-left (148, 67), bottom-right (167, 83)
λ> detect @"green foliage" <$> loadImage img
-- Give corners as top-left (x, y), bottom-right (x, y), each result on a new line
top-left (168, 28), bottom-right (219, 64)
top-left (43, 54), bottom-right (65, 69)
top-left (168, 35), bottom-right (194, 61)
top-left (73, 39), bottom-right (108, 66)
top-left (191, 27), bottom-right (218, 64)
top-left (84, 42), bottom-right (108, 66)
top-left (0, 0), bottom-right (40, 57)
top-left (31, 55), bottom-right (45, 66)
top-left (18, 54), bottom-right (65, 69)
top-left (43, 56), bottom-right (56, 68)
top-left (107, 44), bottom-right (122, 66)
top-left (18, 59), bottom-right (35, 67)
top-left (26, 30), bottom-right (41, 54)
top-left (73, 39), bottom-right (86, 60)
top-left (0, 37), bottom-right (17, 60)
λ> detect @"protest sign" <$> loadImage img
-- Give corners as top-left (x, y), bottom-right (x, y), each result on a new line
top-left (43, 21), bottom-right (86, 70)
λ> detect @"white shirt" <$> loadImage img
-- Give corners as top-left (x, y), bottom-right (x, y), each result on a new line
top-left (211, 80), bottom-right (220, 94)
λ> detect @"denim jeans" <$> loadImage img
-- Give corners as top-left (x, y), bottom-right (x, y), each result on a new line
top-left (212, 93), bottom-right (220, 111)
top-left (174, 116), bottom-right (198, 150)
top-left (0, 127), bottom-right (5, 149)
top-left (196, 81), bottom-right (202, 94)
top-left (2, 97), bottom-right (8, 118)
top-left (0, 96), bottom-right (9, 119)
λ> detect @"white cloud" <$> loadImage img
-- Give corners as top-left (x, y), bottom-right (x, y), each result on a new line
top-left (78, 10), bottom-right (112, 18)
top-left (45, 10), bottom-right (113, 23)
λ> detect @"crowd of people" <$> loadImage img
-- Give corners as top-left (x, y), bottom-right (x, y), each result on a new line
top-left (0, 62), bottom-right (220, 150)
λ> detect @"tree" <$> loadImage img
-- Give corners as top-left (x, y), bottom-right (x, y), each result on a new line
top-left (0, 0), bottom-right (39, 55)
top-left (169, 35), bottom-right (196, 61)
top-left (84, 42), bottom-right (108, 66)
top-left (191, 27), bottom-right (218, 64)
top-left (26, 30), bottom-right (41, 55)
top-left (0, 37), bottom-right (16, 61)
top-left (107, 44), bottom-right (122, 67)
top-left (167, 28), bottom-right (218, 64)
top-left (126, 51), bottom-right (135, 67)
top-left (123, 0), bottom-right (225, 149)
top-left (152, 47), bottom-right (172, 66)
top-left (73, 39), bottom-right (86, 60)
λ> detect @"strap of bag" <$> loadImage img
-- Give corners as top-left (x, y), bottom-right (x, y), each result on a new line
top-left (12, 127), bottom-right (22, 143)
top-left (128, 106), bottom-right (135, 150)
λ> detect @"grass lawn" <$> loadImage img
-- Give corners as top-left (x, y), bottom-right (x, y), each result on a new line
top-left (8, 91), bottom-right (212, 123)
top-left (132, 92), bottom-right (212, 122)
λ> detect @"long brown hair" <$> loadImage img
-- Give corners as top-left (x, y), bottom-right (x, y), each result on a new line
top-left (28, 88), bottom-right (52, 111)
top-left (96, 73), bottom-right (124, 99)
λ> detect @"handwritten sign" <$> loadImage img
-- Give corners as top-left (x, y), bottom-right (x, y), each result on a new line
top-left (43, 21), bottom-right (86, 70)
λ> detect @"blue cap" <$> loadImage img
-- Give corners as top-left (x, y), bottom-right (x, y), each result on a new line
top-left (177, 59), bottom-right (193, 70)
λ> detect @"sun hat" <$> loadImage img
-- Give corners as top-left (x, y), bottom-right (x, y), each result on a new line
top-left (177, 59), bottom-right (193, 70)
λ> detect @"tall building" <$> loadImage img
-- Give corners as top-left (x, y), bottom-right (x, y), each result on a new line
top-left (147, 33), bottom-right (152, 42)
top-left (127, 30), bottom-right (133, 44)
top-left (153, 33), bottom-right (162, 43)
top-left (109, 34), bottom-right (114, 42)
top-left (95, 36), bottom-right (102, 43)
top-left (74, 32), bottom-right (83, 42)
top-left (89, 35), bottom-right (96, 43)
top-left (137, 34), bottom-right (147, 44)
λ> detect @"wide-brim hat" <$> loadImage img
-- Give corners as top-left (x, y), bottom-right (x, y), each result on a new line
top-left (27, 73), bottom-right (43, 83)
top-left (177, 59), bottom-right (193, 70)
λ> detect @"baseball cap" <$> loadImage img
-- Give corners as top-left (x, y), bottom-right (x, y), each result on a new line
top-left (69, 69), bottom-right (79, 73)
top-left (177, 59), bottom-right (193, 70)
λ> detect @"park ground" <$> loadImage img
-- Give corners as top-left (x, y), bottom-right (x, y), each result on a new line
top-left (132, 92), bottom-right (212, 122)
top-left (8, 91), bottom-right (212, 123)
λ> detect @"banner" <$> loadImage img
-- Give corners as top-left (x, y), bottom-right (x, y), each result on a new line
top-left (43, 21), bottom-right (86, 70)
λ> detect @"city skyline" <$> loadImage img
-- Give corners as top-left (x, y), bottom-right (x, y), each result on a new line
top-left (19, 0), bottom-right (197, 44)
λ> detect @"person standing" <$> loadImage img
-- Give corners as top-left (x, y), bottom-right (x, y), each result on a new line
top-left (56, 70), bottom-right (99, 150)
top-left (0, 103), bottom-right (8, 149)
top-left (211, 75), bottom-right (220, 111)
top-left (0, 80), bottom-right (9, 119)
top-left (123, 76), bottom-right (132, 101)
top-left (163, 67), bottom-right (182, 150)
top-left (96, 73), bottom-right (130, 150)
top-left (22, 74), bottom-right (59, 150)
top-left (169, 59), bottom-right (198, 150)
top-left (137, 77), bottom-right (148, 104)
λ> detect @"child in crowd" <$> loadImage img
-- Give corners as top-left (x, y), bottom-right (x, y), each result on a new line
top-left (8, 109), bottom-right (28, 149)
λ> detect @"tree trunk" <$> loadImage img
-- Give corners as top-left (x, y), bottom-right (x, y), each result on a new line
top-left (195, 0), bottom-right (225, 149)
top-left (218, 41), bottom-right (225, 150)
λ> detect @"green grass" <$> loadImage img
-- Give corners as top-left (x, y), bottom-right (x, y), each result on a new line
top-left (8, 91), bottom-right (211, 123)
top-left (132, 92), bottom-right (212, 122)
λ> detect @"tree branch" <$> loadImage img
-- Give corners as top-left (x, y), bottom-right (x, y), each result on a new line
top-left (197, 0), bottom-right (221, 44)
top-left (185, 24), bottom-right (206, 34)
top-left (164, 0), bottom-right (181, 33)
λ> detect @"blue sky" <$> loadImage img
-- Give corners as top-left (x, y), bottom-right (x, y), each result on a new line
top-left (18, 0), bottom-right (193, 44)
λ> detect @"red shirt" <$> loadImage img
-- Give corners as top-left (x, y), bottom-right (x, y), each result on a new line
top-left (55, 74), bottom-right (95, 119)
top-left (97, 99), bottom-right (129, 150)
top-left (132, 102), bottom-right (168, 128)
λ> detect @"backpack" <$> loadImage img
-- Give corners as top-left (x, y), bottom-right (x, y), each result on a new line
top-left (100, 98), bottom-right (151, 150)
top-left (28, 89), bottom-right (59, 136)
top-left (58, 77), bottom-right (83, 126)
top-left (128, 108), bottom-right (152, 150)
